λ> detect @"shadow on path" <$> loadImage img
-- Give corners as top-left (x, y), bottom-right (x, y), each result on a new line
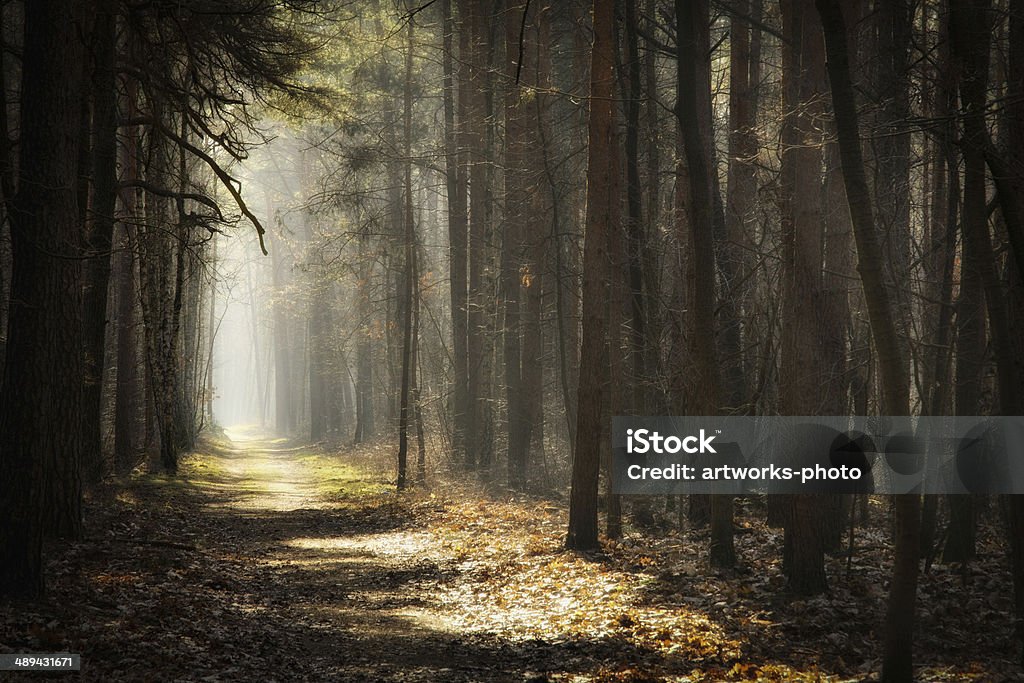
top-left (1, 431), bottom-right (686, 682)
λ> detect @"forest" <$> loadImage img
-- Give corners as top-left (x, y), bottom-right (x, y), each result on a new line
top-left (1, 0), bottom-right (1023, 680)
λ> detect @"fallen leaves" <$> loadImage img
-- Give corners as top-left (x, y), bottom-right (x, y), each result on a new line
top-left (0, 436), bottom-right (1021, 681)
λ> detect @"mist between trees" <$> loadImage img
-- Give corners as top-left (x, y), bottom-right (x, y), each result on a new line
top-left (1, 0), bottom-right (1023, 681)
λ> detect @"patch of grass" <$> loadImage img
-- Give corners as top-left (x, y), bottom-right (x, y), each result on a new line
top-left (127, 447), bottom-right (248, 498)
top-left (296, 451), bottom-right (392, 499)
top-left (144, 439), bottom-right (390, 502)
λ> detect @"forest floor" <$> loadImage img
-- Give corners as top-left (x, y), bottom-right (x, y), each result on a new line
top-left (1, 430), bottom-right (1022, 682)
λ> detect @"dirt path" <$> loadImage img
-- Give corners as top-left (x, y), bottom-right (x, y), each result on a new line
top-left (211, 428), bottom-right (483, 678)
top-left (1, 432), bottom-right (541, 681)
top-left (4, 431), bottom-right (1020, 682)
top-left (131, 429), bottom-right (551, 682)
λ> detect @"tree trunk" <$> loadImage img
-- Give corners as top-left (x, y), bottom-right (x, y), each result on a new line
top-left (204, 238), bottom-right (217, 429)
top-left (523, 4), bottom-right (550, 488)
top-left (503, 1), bottom-right (528, 489)
top-left (269, 224), bottom-right (294, 436)
top-left (1003, 0), bottom-right (1024, 663)
top-left (114, 78), bottom-right (141, 474)
top-left (442, 0), bottom-right (470, 467)
top-left (779, 0), bottom-right (831, 595)
top-left (816, 2), bottom-right (916, 679)
top-left (567, 0), bottom-right (616, 551)
top-left (0, 0), bottom-right (87, 596)
top-left (81, 0), bottom-right (118, 485)
top-left (396, 17), bottom-right (416, 491)
top-left (138, 122), bottom-right (188, 475)
top-left (621, 0), bottom-right (649, 415)
top-left (947, 0), bottom-right (1001, 565)
top-left (676, 0), bottom-right (731, 568)
top-left (461, 0), bottom-right (492, 471)
top-left (822, 140), bottom-right (854, 552)
top-left (309, 279), bottom-right (329, 442)
top-left (919, 9), bottom-right (958, 560)
top-left (726, 0), bottom-right (761, 410)
top-left (870, 0), bottom-right (913, 367)
top-left (354, 230), bottom-right (375, 443)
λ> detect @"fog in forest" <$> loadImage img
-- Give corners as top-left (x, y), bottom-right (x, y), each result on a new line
top-left (210, 228), bottom-right (262, 428)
